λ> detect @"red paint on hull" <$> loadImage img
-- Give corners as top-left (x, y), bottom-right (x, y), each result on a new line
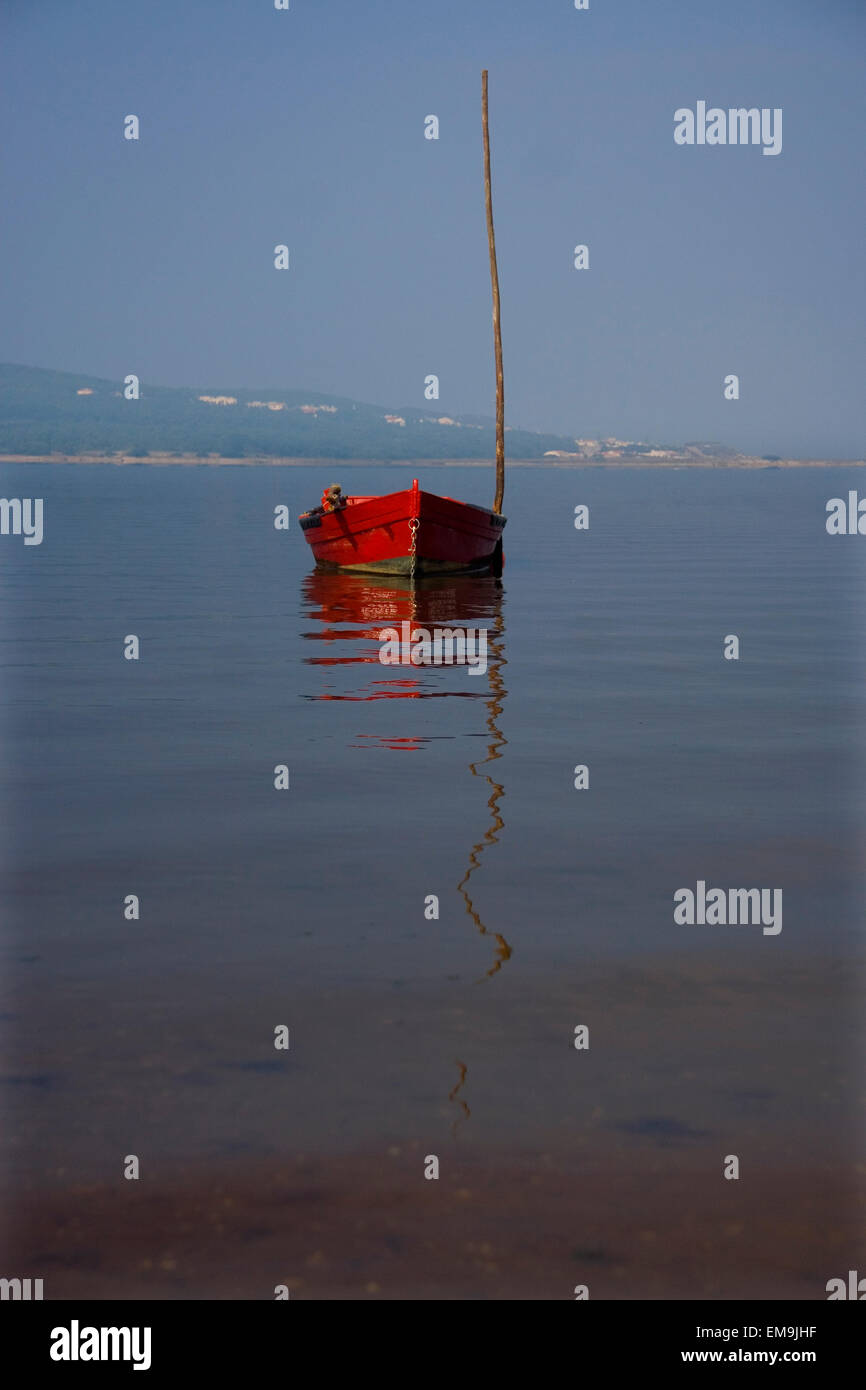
top-left (298, 481), bottom-right (506, 574)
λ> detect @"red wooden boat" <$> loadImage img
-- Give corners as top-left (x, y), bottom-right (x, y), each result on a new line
top-left (299, 70), bottom-right (508, 580)
top-left (299, 478), bottom-right (506, 575)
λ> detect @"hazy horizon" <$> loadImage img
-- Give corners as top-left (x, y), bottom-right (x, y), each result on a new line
top-left (1, 0), bottom-right (864, 456)
top-left (2, 359), bottom-right (863, 460)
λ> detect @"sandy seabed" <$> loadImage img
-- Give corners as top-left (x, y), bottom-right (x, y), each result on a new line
top-left (4, 950), bottom-right (862, 1300)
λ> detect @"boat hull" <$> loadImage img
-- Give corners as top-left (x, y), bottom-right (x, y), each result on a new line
top-left (299, 484), bottom-right (506, 575)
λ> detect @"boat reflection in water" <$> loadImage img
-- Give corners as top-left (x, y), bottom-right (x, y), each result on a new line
top-left (300, 569), bottom-right (511, 1132)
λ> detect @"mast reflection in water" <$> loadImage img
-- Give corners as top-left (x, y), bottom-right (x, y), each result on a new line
top-left (300, 569), bottom-right (512, 1132)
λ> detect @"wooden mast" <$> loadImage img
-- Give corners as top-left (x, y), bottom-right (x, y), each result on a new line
top-left (482, 70), bottom-right (505, 515)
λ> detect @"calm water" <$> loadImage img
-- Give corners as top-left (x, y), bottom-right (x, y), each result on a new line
top-left (1, 463), bottom-right (864, 1179)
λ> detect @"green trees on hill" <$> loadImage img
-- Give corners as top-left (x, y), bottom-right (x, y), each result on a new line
top-left (0, 364), bottom-right (573, 459)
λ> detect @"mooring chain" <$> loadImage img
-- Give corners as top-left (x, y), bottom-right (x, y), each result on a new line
top-left (408, 515), bottom-right (420, 582)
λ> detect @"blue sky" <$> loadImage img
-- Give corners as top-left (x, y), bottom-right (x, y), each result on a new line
top-left (1, 0), bottom-right (864, 455)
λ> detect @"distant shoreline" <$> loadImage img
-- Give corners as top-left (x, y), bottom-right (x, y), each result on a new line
top-left (2, 453), bottom-right (864, 469)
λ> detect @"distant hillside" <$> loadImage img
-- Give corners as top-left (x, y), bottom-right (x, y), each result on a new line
top-left (0, 364), bottom-right (578, 461)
